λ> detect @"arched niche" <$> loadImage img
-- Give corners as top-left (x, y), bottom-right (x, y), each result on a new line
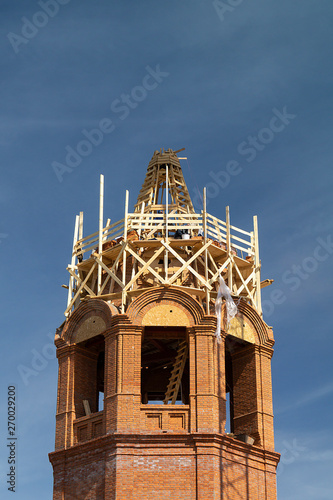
top-left (127, 287), bottom-right (205, 406)
top-left (222, 298), bottom-right (274, 348)
top-left (61, 299), bottom-right (117, 345)
top-left (127, 286), bottom-right (205, 327)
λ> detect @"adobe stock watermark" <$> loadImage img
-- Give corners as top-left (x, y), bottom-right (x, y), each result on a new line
top-left (52, 64), bottom-right (169, 183)
top-left (7, 0), bottom-right (71, 54)
top-left (17, 332), bottom-right (56, 386)
top-left (262, 235), bottom-right (333, 318)
top-left (213, 0), bottom-right (244, 23)
top-left (277, 438), bottom-right (307, 477)
top-left (192, 106), bottom-right (296, 210)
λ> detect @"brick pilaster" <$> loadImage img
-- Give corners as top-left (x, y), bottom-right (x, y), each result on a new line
top-left (104, 316), bottom-right (142, 433)
top-left (191, 318), bottom-right (226, 433)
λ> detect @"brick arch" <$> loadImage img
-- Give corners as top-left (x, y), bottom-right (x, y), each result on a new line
top-left (126, 286), bottom-right (205, 327)
top-left (222, 298), bottom-right (274, 347)
top-left (62, 299), bottom-right (118, 344)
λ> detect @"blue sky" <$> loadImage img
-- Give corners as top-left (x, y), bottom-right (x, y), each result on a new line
top-left (0, 0), bottom-right (332, 498)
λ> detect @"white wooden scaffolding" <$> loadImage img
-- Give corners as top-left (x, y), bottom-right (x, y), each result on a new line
top-left (65, 149), bottom-right (268, 318)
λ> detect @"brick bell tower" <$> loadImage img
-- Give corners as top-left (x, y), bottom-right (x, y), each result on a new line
top-left (49, 148), bottom-right (280, 499)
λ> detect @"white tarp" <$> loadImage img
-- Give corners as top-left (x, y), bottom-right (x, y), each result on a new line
top-left (215, 275), bottom-right (238, 343)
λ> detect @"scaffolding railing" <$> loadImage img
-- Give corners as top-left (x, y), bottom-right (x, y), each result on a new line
top-left (66, 186), bottom-right (262, 318)
top-left (73, 219), bottom-right (125, 260)
top-left (73, 212), bottom-right (254, 260)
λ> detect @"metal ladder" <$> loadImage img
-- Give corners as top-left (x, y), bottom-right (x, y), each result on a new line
top-left (163, 341), bottom-right (188, 404)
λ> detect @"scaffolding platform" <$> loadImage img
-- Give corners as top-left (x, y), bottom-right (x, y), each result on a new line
top-left (65, 149), bottom-right (269, 317)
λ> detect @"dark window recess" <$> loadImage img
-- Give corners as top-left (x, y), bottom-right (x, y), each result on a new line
top-left (74, 335), bottom-right (105, 418)
top-left (97, 350), bottom-right (105, 411)
top-left (225, 335), bottom-right (254, 439)
top-left (225, 345), bottom-right (234, 434)
top-left (141, 327), bottom-right (189, 405)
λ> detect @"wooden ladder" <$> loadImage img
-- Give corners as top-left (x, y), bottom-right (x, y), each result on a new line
top-left (163, 341), bottom-right (188, 405)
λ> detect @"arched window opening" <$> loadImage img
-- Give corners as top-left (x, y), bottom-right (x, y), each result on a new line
top-left (74, 335), bottom-right (105, 418)
top-left (97, 350), bottom-right (105, 411)
top-left (141, 326), bottom-right (189, 405)
top-left (225, 336), bottom-right (255, 441)
top-left (225, 345), bottom-right (234, 434)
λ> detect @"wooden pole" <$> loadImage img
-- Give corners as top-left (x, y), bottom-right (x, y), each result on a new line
top-left (165, 164), bottom-right (169, 239)
top-left (138, 202), bottom-right (145, 239)
top-left (67, 214), bottom-right (79, 312)
top-left (104, 218), bottom-right (111, 241)
top-left (226, 206), bottom-right (232, 292)
top-left (79, 211), bottom-right (83, 241)
top-left (76, 211), bottom-right (83, 261)
top-left (203, 188), bottom-right (210, 314)
top-left (97, 174), bottom-right (104, 293)
top-left (153, 166), bottom-right (160, 204)
top-left (165, 164), bottom-right (169, 280)
top-left (122, 190), bottom-right (129, 312)
top-left (253, 215), bottom-right (262, 315)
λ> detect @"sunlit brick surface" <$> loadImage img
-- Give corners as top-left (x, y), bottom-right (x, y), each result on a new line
top-left (49, 290), bottom-right (279, 499)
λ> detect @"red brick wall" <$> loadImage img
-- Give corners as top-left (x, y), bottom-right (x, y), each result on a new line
top-left (50, 292), bottom-right (279, 499)
top-left (50, 434), bottom-right (278, 500)
top-left (73, 347), bottom-right (99, 418)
